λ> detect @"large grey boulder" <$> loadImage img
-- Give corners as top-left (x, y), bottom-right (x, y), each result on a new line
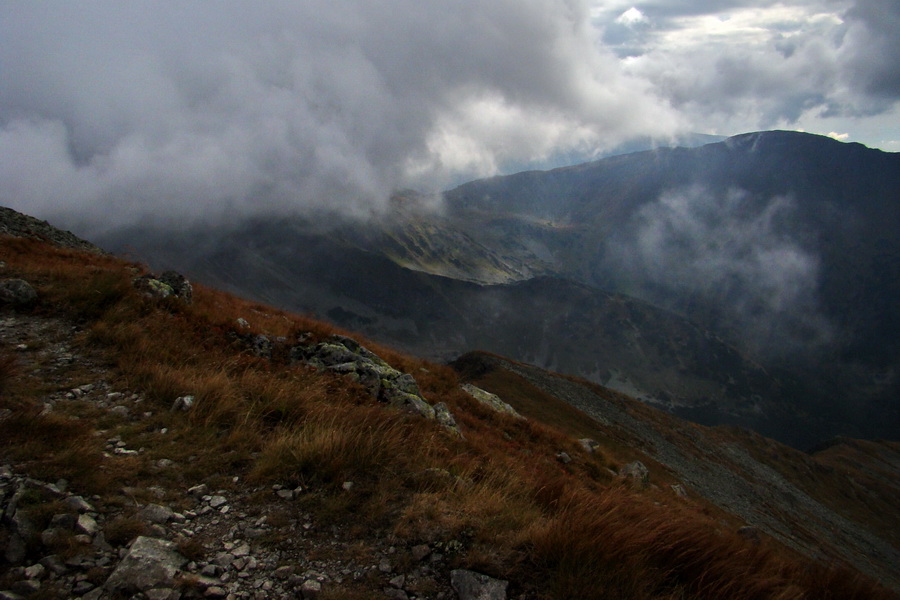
top-left (0, 279), bottom-right (37, 306)
top-left (104, 536), bottom-right (186, 594)
top-left (450, 569), bottom-right (508, 600)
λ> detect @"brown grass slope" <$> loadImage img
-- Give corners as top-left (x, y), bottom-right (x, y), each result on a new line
top-left (0, 234), bottom-right (897, 599)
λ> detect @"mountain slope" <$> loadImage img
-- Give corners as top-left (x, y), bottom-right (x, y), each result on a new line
top-left (1, 215), bottom-right (898, 598)
top-left (451, 351), bottom-right (900, 589)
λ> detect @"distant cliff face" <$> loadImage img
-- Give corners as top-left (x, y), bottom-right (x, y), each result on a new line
top-left (93, 131), bottom-right (900, 448)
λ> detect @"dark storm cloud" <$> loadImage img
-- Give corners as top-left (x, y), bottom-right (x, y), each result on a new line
top-left (837, 0), bottom-right (900, 102)
top-left (0, 1), bottom-right (676, 230)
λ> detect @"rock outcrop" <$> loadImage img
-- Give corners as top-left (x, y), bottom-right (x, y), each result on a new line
top-left (460, 384), bottom-right (523, 419)
top-left (133, 271), bottom-right (193, 304)
top-left (292, 335), bottom-right (461, 435)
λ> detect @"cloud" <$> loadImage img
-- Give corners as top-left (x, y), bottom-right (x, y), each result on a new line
top-left (598, 0), bottom-right (900, 139)
top-left (0, 0), bottom-right (679, 231)
top-left (604, 185), bottom-right (833, 357)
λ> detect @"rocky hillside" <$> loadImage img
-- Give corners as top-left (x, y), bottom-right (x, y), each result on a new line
top-left (1, 207), bottom-right (898, 599)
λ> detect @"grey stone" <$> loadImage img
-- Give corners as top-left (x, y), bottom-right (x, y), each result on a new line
top-left (172, 396), bottom-right (194, 412)
top-left (39, 555), bottom-right (67, 575)
top-left (145, 589), bottom-right (181, 600)
top-left (208, 495), bottom-right (227, 508)
top-left (204, 586), bottom-right (228, 598)
top-left (71, 580), bottom-right (95, 595)
top-left (433, 402), bottom-right (462, 435)
top-left (50, 513), bottom-right (78, 530)
top-left (76, 514), bottom-right (100, 535)
top-left (460, 384), bottom-right (522, 419)
top-left (578, 438), bottom-right (599, 454)
top-left (64, 496), bottom-right (95, 513)
top-left (671, 484), bottom-right (689, 498)
top-left (133, 275), bottom-right (175, 300)
top-left (300, 579), bottom-right (322, 599)
top-left (450, 569), bottom-right (508, 600)
top-left (81, 589), bottom-right (104, 600)
top-left (0, 279), bottom-right (37, 306)
top-left (10, 581), bottom-right (39, 596)
top-left (0, 591), bottom-right (25, 600)
top-left (140, 503), bottom-right (175, 524)
top-left (104, 536), bottom-right (187, 594)
top-left (273, 566), bottom-right (295, 579)
top-left (4, 533), bottom-right (27, 564)
top-left (620, 461), bottom-right (649, 485)
top-left (188, 484), bottom-right (208, 496)
top-left (109, 405), bottom-right (130, 418)
top-left (23, 563), bottom-right (45, 580)
top-left (384, 588), bottom-right (409, 600)
top-left (411, 544), bottom-right (431, 561)
top-left (556, 452), bottom-right (572, 464)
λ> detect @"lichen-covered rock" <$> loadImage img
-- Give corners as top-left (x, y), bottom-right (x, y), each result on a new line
top-left (158, 271), bottom-right (192, 303)
top-left (460, 384), bottom-right (523, 419)
top-left (104, 536), bottom-right (186, 594)
top-left (133, 271), bottom-right (192, 304)
top-left (0, 279), bottom-right (37, 306)
top-left (292, 335), bottom-right (460, 429)
top-left (433, 402), bottom-right (462, 436)
top-left (133, 275), bottom-right (175, 300)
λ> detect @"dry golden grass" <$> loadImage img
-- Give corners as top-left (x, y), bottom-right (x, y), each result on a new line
top-left (1, 236), bottom-right (896, 600)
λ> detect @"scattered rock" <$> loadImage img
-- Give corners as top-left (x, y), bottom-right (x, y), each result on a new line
top-left (556, 452), bottom-right (572, 464)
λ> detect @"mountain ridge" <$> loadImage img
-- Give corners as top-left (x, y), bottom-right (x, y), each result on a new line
top-left (93, 130), bottom-right (900, 449)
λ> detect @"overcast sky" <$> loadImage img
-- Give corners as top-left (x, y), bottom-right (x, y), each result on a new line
top-left (1, 0), bottom-right (898, 228)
